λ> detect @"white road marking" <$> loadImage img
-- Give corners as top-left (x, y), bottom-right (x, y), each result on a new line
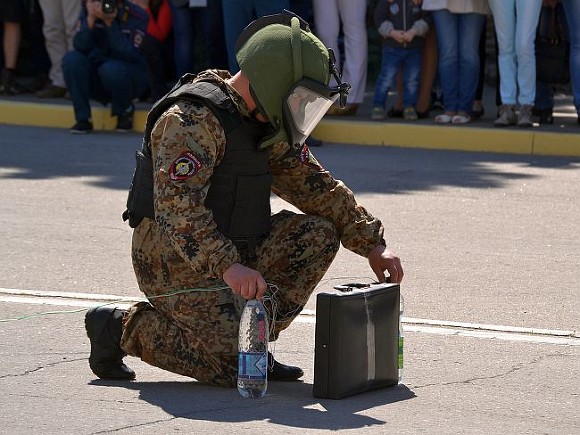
top-left (1, 287), bottom-right (579, 346)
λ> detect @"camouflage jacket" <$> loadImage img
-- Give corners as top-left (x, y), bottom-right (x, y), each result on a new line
top-left (145, 70), bottom-right (386, 279)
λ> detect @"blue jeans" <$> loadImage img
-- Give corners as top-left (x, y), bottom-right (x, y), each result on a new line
top-left (431, 10), bottom-right (486, 113)
top-left (62, 51), bottom-right (149, 121)
top-left (169, 0), bottom-right (228, 77)
top-left (373, 46), bottom-right (422, 108)
top-left (562, 0), bottom-right (580, 113)
top-left (222, 0), bottom-right (289, 72)
top-left (488, 0), bottom-right (542, 106)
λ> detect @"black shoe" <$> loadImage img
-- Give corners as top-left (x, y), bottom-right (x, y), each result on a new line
top-left (0, 68), bottom-right (20, 95)
top-left (268, 352), bottom-right (303, 381)
top-left (537, 108), bottom-right (553, 125)
top-left (416, 109), bottom-right (430, 119)
top-left (116, 109), bottom-right (134, 132)
top-left (471, 106), bottom-right (485, 120)
top-left (69, 120), bottom-right (93, 134)
top-left (85, 306), bottom-right (135, 380)
top-left (387, 106), bottom-right (404, 118)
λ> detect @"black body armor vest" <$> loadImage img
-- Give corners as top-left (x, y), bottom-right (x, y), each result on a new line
top-left (123, 75), bottom-right (273, 254)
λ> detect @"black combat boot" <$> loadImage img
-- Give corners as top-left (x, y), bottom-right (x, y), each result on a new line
top-left (268, 352), bottom-right (303, 381)
top-left (0, 68), bottom-right (18, 95)
top-left (85, 306), bottom-right (135, 380)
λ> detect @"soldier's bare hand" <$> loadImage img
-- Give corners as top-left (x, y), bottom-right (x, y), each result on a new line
top-left (223, 263), bottom-right (268, 300)
top-left (368, 245), bottom-right (404, 284)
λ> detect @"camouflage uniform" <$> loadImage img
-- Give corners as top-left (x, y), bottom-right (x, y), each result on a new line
top-left (121, 70), bottom-right (385, 387)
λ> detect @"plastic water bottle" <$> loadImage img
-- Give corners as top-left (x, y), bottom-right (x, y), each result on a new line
top-left (398, 292), bottom-right (404, 383)
top-left (237, 299), bottom-right (269, 398)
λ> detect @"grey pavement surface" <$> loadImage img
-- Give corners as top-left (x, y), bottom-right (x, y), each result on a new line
top-left (0, 124), bottom-right (579, 434)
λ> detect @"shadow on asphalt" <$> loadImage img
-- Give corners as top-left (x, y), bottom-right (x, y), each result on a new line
top-left (90, 379), bottom-right (415, 429)
top-left (1, 125), bottom-right (579, 194)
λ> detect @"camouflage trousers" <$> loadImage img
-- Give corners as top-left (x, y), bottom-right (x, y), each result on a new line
top-left (121, 210), bottom-right (340, 387)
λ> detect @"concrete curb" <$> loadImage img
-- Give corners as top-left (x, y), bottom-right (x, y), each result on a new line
top-left (1, 99), bottom-right (579, 157)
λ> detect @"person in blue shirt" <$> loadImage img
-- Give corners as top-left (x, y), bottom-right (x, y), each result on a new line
top-left (62, 0), bottom-right (150, 133)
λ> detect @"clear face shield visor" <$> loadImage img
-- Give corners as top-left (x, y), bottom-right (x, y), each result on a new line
top-left (284, 82), bottom-right (339, 146)
top-left (283, 53), bottom-right (350, 146)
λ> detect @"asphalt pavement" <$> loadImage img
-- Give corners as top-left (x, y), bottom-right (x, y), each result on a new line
top-left (0, 124), bottom-right (578, 435)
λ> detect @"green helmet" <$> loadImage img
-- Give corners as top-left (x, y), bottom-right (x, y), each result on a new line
top-left (236, 11), bottom-right (349, 148)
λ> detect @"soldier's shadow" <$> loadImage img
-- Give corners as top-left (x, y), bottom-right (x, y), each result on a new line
top-left (95, 379), bottom-right (415, 430)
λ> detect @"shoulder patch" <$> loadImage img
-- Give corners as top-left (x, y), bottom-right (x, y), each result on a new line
top-left (299, 144), bottom-right (323, 170)
top-left (169, 152), bottom-right (202, 180)
top-left (132, 29), bottom-right (145, 48)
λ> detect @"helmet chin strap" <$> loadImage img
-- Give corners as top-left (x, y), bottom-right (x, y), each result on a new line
top-left (249, 84), bottom-right (269, 123)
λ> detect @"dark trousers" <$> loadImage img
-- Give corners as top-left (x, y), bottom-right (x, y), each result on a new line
top-left (62, 50), bottom-right (149, 121)
top-left (141, 33), bottom-right (176, 102)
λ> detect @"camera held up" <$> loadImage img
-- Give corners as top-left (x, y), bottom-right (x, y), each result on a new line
top-left (102, 0), bottom-right (116, 14)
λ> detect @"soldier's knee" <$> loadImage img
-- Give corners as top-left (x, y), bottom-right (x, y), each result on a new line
top-left (311, 216), bottom-right (340, 255)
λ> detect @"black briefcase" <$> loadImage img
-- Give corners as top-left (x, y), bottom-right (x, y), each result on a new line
top-left (313, 282), bottom-right (400, 399)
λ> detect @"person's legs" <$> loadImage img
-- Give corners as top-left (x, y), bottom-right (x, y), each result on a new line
top-left (251, 211), bottom-right (340, 337)
top-left (514, 0), bottom-right (542, 106)
top-left (254, 0), bottom-right (290, 17)
top-left (98, 60), bottom-right (148, 117)
top-left (222, 0), bottom-right (256, 72)
top-left (473, 18), bottom-right (486, 117)
top-left (62, 0), bottom-right (80, 51)
top-left (402, 48), bottom-right (422, 109)
top-left (141, 33), bottom-right (172, 101)
top-left (457, 13), bottom-right (486, 114)
top-left (534, 81), bottom-right (554, 124)
top-left (169, 4), bottom-right (196, 77)
top-left (122, 293), bottom-right (240, 386)
top-left (335, 0), bottom-right (367, 105)
top-left (121, 211), bottom-right (339, 386)
top-left (38, 0), bottom-right (80, 90)
top-left (62, 50), bottom-right (94, 122)
top-left (431, 9), bottom-right (459, 114)
top-left (373, 47), bottom-right (403, 109)
top-left (488, 0), bottom-right (517, 105)
top-left (29, 0), bottom-right (51, 91)
top-left (313, 0), bottom-right (340, 66)
top-left (561, 0), bottom-right (580, 115)
top-left (204, 0), bottom-right (228, 69)
top-left (2, 20), bottom-right (20, 70)
top-left (416, 26), bottom-right (438, 115)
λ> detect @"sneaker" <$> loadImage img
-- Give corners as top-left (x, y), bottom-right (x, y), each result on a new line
top-left (494, 104), bottom-right (516, 127)
top-left (116, 109), bottom-right (134, 132)
top-left (371, 106), bottom-right (386, 120)
top-left (517, 104), bottom-right (533, 128)
top-left (452, 113), bottom-right (471, 124)
top-left (36, 85), bottom-right (67, 98)
top-left (69, 120), bottom-right (93, 134)
top-left (403, 107), bottom-right (418, 120)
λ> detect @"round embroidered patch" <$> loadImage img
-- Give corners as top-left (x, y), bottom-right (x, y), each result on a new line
top-left (169, 152), bottom-right (202, 180)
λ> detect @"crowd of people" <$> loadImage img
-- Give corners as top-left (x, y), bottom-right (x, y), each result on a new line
top-left (0, 0), bottom-right (578, 132)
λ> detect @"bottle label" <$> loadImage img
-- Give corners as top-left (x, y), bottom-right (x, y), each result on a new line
top-left (238, 352), bottom-right (267, 380)
top-left (398, 336), bottom-right (404, 370)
